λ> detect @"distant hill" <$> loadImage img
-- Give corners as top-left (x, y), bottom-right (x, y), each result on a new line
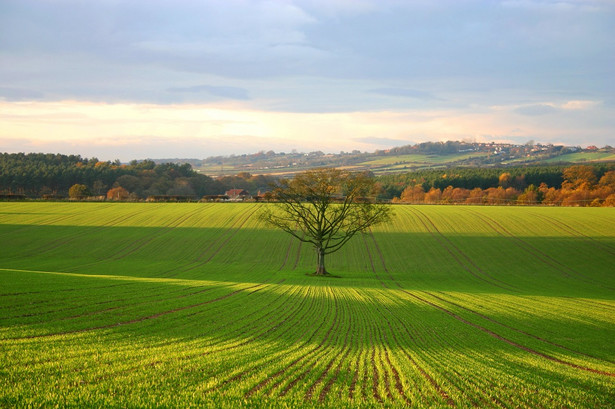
top-left (154, 141), bottom-right (615, 177)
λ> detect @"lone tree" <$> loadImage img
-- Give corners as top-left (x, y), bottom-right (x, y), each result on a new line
top-left (260, 168), bottom-right (392, 276)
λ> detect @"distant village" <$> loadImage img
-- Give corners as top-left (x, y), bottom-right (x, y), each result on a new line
top-left (168, 141), bottom-right (612, 177)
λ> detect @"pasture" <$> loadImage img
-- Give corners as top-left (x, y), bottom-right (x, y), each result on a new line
top-left (0, 202), bottom-right (613, 408)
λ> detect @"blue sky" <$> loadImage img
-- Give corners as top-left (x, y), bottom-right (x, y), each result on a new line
top-left (1, 0), bottom-right (613, 160)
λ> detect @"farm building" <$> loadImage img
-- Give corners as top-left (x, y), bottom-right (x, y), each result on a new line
top-left (225, 189), bottom-right (251, 201)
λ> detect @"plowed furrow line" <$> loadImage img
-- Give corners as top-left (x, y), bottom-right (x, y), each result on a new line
top-left (362, 234), bottom-right (389, 288)
top-left (404, 290), bottom-right (615, 377)
top-left (465, 208), bottom-right (609, 286)
top-left (53, 284), bottom-right (214, 321)
top-left (376, 324), bottom-right (410, 404)
top-left (429, 291), bottom-right (615, 365)
top-left (246, 355), bottom-right (305, 398)
top-left (364, 244), bottom-right (452, 404)
top-left (175, 207), bottom-right (260, 277)
top-left (88, 290), bottom-right (293, 386)
top-left (369, 322), bottom-right (383, 403)
top-left (1, 284), bottom-right (160, 318)
top-left (278, 360), bottom-right (319, 397)
top-left (530, 212), bottom-right (615, 256)
top-left (109, 206), bottom-right (210, 262)
top-left (164, 281), bottom-right (297, 357)
top-left (361, 346), bottom-right (370, 401)
top-left (268, 287), bottom-right (341, 398)
top-left (188, 207), bottom-right (255, 261)
top-left (372, 292), bottom-right (446, 405)
top-left (376, 333), bottom-right (394, 401)
top-left (208, 286), bottom-right (329, 396)
top-left (412, 207), bottom-right (517, 290)
top-left (383, 342), bottom-right (412, 405)
top-left (292, 241), bottom-right (303, 270)
top-left (348, 346), bottom-right (363, 400)
top-left (243, 298), bottom-right (333, 397)
top-left (368, 230), bottom-right (396, 282)
top-left (406, 207), bottom-right (516, 291)
top-left (318, 344), bottom-right (353, 403)
top-left (192, 280), bottom-right (294, 342)
top-left (307, 290), bottom-right (353, 401)
top-left (360, 248), bottom-right (387, 403)
top-left (10, 283), bottom-right (267, 340)
top-left (0, 224), bottom-right (44, 240)
top-left (52, 282), bottom-right (236, 326)
top-left (365, 264), bottom-right (456, 404)
top-left (401, 347), bottom-right (455, 406)
top-left (304, 352), bottom-right (341, 399)
top-left (346, 288), bottom-right (370, 402)
top-left (276, 345), bottom-right (338, 395)
top-left (99, 282), bottom-right (299, 389)
top-left (198, 206), bottom-right (259, 263)
top-left (25, 210), bottom-right (151, 256)
top-left (562, 296), bottom-right (615, 312)
top-left (13, 213), bottom-right (115, 254)
top-left (278, 237), bottom-right (294, 270)
top-left (215, 287), bottom-right (320, 355)
top-left (0, 270), bottom-right (138, 297)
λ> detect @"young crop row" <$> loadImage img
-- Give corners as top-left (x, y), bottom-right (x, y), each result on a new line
top-left (1, 202), bottom-right (613, 408)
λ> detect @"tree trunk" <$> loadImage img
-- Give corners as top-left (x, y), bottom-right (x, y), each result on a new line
top-left (315, 247), bottom-right (327, 275)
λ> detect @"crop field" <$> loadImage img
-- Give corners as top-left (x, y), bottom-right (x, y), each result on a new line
top-left (1, 202), bottom-right (614, 408)
top-left (543, 151), bottom-right (615, 163)
top-left (357, 152), bottom-right (489, 167)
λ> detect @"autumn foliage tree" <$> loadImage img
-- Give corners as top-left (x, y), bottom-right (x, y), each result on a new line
top-left (107, 186), bottom-right (130, 201)
top-left (260, 168), bottom-right (392, 276)
top-left (68, 184), bottom-right (89, 199)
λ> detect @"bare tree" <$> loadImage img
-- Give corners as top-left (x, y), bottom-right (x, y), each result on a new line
top-left (260, 168), bottom-right (392, 276)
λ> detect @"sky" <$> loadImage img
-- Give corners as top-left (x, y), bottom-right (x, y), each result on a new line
top-left (1, 0), bottom-right (613, 161)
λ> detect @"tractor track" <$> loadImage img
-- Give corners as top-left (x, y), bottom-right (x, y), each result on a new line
top-left (406, 206), bottom-right (517, 291)
top-left (462, 207), bottom-right (613, 289)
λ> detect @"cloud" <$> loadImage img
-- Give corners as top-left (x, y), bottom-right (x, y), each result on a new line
top-left (514, 104), bottom-right (559, 116)
top-left (561, 100), bottom-right (600, 110)
top-left (514, 100), bottom-right (602, 116)
top-left (0, 1), bottom-right (613, 155)
top-left (167, 85), bottom-right (250, 100)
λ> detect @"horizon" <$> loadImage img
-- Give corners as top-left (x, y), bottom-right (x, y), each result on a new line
top-left (2, 139), bottom-right (608, 164)
top-left (1, 1), bottom-right (613, 162)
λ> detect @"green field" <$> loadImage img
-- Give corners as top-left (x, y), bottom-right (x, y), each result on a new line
top-left (1, 203), bottom-right (614, 408)
top-left (543, 151), bottom-right (615, 163)
top-left (357, 152), bottom-right (489, 168)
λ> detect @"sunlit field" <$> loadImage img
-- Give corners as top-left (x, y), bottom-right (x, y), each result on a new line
top-left (1, 202), bottom-right (613, 408)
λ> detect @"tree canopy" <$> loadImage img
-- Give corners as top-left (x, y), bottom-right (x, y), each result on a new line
top-left (260, 168), bottom-right (392, 276)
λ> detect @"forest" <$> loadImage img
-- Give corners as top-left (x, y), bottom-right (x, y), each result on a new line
top-left (0, 153), bottom-right (279, 200)
top-left (385, 164), bottom-right (615, 206)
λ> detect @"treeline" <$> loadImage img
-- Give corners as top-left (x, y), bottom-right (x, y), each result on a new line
top-left (386, 164), bottom-right (615, 206)
top-left (376, 165), bottom-right (569, 198)
top-left (0, 153), bottom-right (281, 199)
top-left (0, 153), bottom-right (222, 199)
top-left (3, 152), bottom-right (615, 206)
top-left (380, 140), bottom-right (482, 155)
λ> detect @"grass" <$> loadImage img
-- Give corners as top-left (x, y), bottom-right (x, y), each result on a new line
top-left (0, 202), bottom-right (614, 408)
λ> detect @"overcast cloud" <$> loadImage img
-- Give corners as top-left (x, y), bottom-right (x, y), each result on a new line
top-left (0, 0), bottom-right (613, 160)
